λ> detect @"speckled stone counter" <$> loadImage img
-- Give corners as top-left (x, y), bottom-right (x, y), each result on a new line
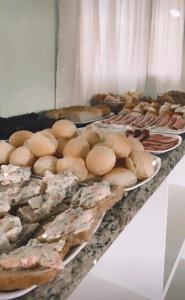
top-left (17, 135), bottom-right (185, 300)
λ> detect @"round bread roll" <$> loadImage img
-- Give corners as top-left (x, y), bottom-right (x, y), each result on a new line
top-left (86, 172), bottom-right (99, 181)
top-left (57, 156), bottom-right (88, 181)
top-left (125, 150), bottom-right (154, 180)
top-left (0, 141), bottom-right (15, 164)
top-left (128, 137), bottom-right (144, 151)
top-left (27, 131), bottom-right (58, 157)
top-left (55, 137), bottom-right (69, 158)
top-left (9, 130), bottom-right (33, 147)
top-left (33, 156), bottom-right (58, 176)
top-left (103, 167), bottom-right (137, 187)
top-left (63, 137), bottom-right (90, 159)
top-left (86, 146), bottom-right (116, 175)
top-left (52, 120), bottom-right (76, 139)
top-left (41, 129), bottom-right (53, 134)
top-left (9, 146), bottom-right (36, 167)
top-left (104, 132), bottom-right (131, 158)
top-left (81, 125), bottom-right (104, 147)
top-left (93, 143), bottom-right (107, 148)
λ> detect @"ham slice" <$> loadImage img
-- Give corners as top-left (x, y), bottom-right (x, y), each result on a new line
top-left (156, 115), bottom-right (170, 127)
top-left (171, 118), bottom-right (185, 130)
top-left (164, 115), bottom-right (178, 128)
top-left (142, 133), bottom-right (178, 151)
top-left (135, 113), bottom-right (154, 128)
top-left (146, 134), bottom-right (177, 143)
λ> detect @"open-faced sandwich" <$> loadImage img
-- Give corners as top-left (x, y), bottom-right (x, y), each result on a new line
top-left (0, 163), bottom-right (125, 291)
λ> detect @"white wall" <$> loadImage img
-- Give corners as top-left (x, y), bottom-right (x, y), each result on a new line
top-left (0, 0), bottom-right (56, 117)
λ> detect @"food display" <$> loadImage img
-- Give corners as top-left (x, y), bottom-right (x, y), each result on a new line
top-left (43, 105), bottom-right (111, 123)
top-left (125, 129), bottom-right (181, 154)
top-left (0, 90), bottom-right (184, 297)
top-left (0, 164), bottom-right (125, 291)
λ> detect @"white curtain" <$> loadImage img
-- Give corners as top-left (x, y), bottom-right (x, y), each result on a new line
top-left (56, 0), bottom-right (185, 107)
top-left (147, 0), bottom-right (185, 95)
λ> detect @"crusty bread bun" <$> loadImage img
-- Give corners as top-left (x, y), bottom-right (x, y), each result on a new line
top-left (33, 156), bottom-right (58, 176)
top-left (125, 150), bottom-right (154, 180)
top-left (9, 130), bottom-right (33, 147)
top-left (81, 124), bottom-right (104, 146)
top-left (104, 132), bottom-right (131, 158)
top-left (41, 129), bottom-right (53, 134)
top-left (51, 120), bottom-right (76, 138)
top-left (57, 156), bottom-right (88, 181)
top-left (0, 141), bottom-right (15, 164)
top-left (63, 137), bottom-right (90, 159)
top-left (128, 137), bottom-right (144, 151)
top-left (93, 143), bottom-right (107, 148)
top-left (86, 146), bottom-right (116, 175)
top-left (27, 131), bottom-right (58, 157)
top-left (103, 167), bottom-right (137, 187)
top-left (55, 137), bottom-right (69, 158)
top-left (9, 146), bottom-right (36, 167)
top-left (86, 172), bottom-right (100, 181)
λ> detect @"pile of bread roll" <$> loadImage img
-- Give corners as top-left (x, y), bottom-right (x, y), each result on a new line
top-left (0, 119), bottom-right (155, 187)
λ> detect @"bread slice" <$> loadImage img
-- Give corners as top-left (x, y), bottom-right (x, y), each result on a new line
top-left (45, 105), bottom-right (111, 122)
top-left (71, 184), bottom-right (125, 214)
top-left (65, 210), bottom-right (104, 247)
top-left (12, 223), bottom-right (39, 250)
top-left (0, 240), bottom-right (65, 291)
top-left (17, 201), bottom-right (69, 224)
top-left (36, 207), bottom-right (104, 247)
top-left (0, 267), bottom-right (58, 291)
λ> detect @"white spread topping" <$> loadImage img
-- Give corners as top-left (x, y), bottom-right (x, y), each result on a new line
top-left (0, 165), bottom-right (31, 186)
top-left (40, 208), bottom-right (94, 242)
top-left (0, 215), bottom-right (22, 253)
top-left (0, 193), bottom-right (11, 215)
top-left (28, 195), bottom-right (43, 210)
top-left (14, 179), bottom-right (42, 203)
top-left (43, 170), bottom-right (79, 200)
top-left (27, 171), bottom-right (79, 214)
top-left (72, 182), bottom-right (111, 209)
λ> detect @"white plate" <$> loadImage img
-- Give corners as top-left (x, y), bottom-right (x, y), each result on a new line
top-left (144, 134), bottom-right (182, 155)
top-left (75, 113), bottom-right (114, 125)
top-left (0, 215), bottom-right (104, 300)
top-left (0, 286), bottom-right (36, 300)
top-left (95, 120), bottom-right (185, 135)
top-left (149, 126), bottom-right (185, 135)
top-left (125, 156), bottom-right (161, 192)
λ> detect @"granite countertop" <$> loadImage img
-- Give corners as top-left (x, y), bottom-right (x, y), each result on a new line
top-left (15, 134), bottom-right (185, 300)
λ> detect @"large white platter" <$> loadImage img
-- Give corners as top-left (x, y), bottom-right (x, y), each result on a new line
top-left (75, 113), bottom-right (114, 126)
top-left (144, 134), bottom-right (182, 155)
top-left (0, 215), bottom-right (104, 300)
top-left (149, 126), bottom-right (185, 135)
top-left (125, 156), bottom-right (161, 192)
top-left (95, 120), bottom-right (185, 135)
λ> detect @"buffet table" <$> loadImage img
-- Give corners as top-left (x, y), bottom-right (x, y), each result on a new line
top-left (15, 135), bottom-right (185, 300)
